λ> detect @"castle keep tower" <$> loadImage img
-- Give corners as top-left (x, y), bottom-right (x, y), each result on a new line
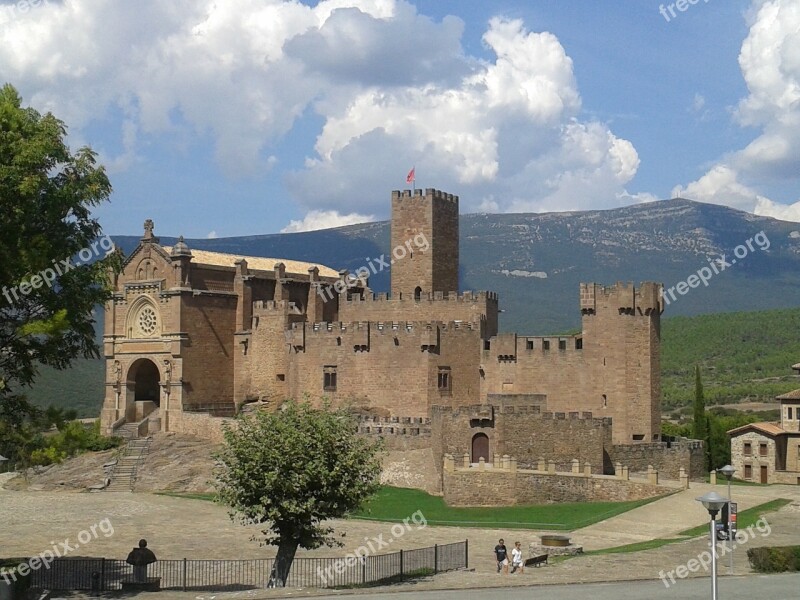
top-left (390, 188), bottom-right (459, 297)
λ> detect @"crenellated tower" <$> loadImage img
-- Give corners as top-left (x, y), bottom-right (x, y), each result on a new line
top-left (580, 282), bottom-right (663, 444)
top-left (390, 188), bottom-right (459, 298)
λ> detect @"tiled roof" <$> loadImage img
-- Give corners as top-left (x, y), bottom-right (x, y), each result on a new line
top-left (727, 421), bottom-right (786, 437)
top-left (162, 247), bottom-right (340, 279)
top-left (777, 389), bottom-right (800, 401)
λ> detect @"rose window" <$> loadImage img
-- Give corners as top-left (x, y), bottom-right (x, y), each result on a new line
top-left (136, 307), bottom-right (158, 337)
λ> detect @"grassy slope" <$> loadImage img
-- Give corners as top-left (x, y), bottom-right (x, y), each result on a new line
top-left (23, 306), bottom-right (800, 418)
top-left (160, 486), bottom-right (663, 530)
top-left (352, 486), bottom-right (661, 530)
top-left (661, 308), bottom-right (800, 411)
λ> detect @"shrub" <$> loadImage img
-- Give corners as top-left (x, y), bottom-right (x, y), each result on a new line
top-left (0, 560), bottom-right (32, 598)
top-left (29, 446), bottom-right (67, 466)
top-left (747, 546), bottom-right (800, 572)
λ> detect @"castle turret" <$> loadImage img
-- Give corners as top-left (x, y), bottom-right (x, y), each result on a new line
top-left (390, 188), bottom-right (459, 298)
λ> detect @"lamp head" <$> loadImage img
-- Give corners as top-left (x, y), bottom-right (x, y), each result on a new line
top-left (696, 491), bottom-right (729, 517)
top-left (717, 465), bottom-right (735, 479)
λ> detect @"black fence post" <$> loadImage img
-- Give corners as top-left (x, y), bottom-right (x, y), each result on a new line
top-left (182, 558), bottom-right (187, 592)
top-left (399, 549), bottom-right (404, 577)
top-left (465, 539), bottom-right (469, 569)
top-left (100, 558), bottom-right (106, 591)
top-left (434, 544), bottom-right (438, 574)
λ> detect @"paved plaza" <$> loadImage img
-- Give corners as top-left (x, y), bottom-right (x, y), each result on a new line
top-left (2, 472), bottom-right (800, 598)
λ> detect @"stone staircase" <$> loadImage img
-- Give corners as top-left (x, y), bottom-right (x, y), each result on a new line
top-left (115, 422), bottom-right (141, 440)
top-left (106, 437), bottom-right (152, 492)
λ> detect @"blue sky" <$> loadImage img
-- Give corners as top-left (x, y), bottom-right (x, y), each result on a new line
top-left (2, 0), bottom-right (799, 237)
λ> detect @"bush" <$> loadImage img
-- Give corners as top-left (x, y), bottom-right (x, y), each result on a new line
top-left (747, 546), bottom-right (800, 572)
top-left (29, 446), bottom-right (67, 466)
top-left (0, 560), bottom-right (32, 598)
top-left (24, 420), bottom-right (123, 466)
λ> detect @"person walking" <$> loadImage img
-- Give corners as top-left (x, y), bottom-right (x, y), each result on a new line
top-left (510, 541), bottom-right (524, 574)
top-left (494, 538), bottom-right (509, 574)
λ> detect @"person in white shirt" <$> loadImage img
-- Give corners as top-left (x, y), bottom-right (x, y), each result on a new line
top-left (510, 541), bottom-right (524, 574)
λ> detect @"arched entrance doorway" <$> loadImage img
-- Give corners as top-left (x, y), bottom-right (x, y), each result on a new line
top-left (127, 359), bottom-right (161, 405)
top-left (471, 432), bottom-right (489, 463)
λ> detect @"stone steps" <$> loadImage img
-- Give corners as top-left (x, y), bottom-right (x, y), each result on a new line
top-left (105, 436), bottom-right (152, 492)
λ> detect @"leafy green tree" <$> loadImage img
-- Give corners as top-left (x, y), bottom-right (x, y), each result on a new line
top-left (692, 365), bottom-right (706, 440)
top-left (0, 83), bottom-right (119, 443)
top-left (215, 402), bottom-right (383, 588)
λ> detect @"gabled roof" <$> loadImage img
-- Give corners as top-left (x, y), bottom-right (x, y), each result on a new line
top-left (162, 247), bottom-right (340, 279)
top-left (727, 421), bottom-right (786, 437)
top-left (776, 388), bottom-right (800, 401)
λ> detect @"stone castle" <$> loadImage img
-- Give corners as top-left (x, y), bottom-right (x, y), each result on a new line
top-left (101, 188), bottom-right (704, 488)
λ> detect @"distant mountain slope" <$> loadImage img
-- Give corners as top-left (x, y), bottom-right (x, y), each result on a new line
top-left (113, 198), bottom-right (800, 334)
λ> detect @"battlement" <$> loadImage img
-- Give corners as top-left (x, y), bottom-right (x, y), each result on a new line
top-left (253, 299), bottom-right (292, 311)
top-left (580, 281), bottom-right (663, 316)
top-left (432, 403), bottom-right (611, 425)
top-left (391, 188), bottom-right (459, 203)
top-left (345, 290), bottom-right (497, 304)
top-left (293, 320), bottom-right (482, 333)
top-left (355, 415), bottom-right (432, 437)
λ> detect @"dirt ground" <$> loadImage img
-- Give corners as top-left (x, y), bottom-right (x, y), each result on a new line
top-left (5, 432), bottom-right (440, 495)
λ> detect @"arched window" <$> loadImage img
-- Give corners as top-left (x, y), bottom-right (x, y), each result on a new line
top-left (414, 286), bottom-right (422, 301)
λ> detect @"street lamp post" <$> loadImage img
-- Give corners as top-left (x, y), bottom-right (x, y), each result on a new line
top-left (717, 464), bottom-right (736, 573)
top-left (696, 491), bottom-right (729, 600)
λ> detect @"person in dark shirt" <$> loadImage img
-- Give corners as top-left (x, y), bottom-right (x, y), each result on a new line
top-left (494, 538), bottom-right (509, 574)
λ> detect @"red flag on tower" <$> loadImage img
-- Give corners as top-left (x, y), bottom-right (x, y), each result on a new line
top-left (406, 166), bottom-right (415, 185)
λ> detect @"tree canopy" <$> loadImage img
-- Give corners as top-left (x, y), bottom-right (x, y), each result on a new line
top-left (214, 401), bottom-right (383, 587)
top-left (0, 83), bottom-right (119, 438)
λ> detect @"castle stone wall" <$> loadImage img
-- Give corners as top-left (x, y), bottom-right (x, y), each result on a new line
top-left (610, 439), bottom-right (705, 481)
top-left (442, 467), bottom-right (671, 506)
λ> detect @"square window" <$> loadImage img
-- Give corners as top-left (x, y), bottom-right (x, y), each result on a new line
top-left (526, 340), bottom-right (534, 350)
top-left (558, 339), bottom-right (567, 351)
top-left (542, 340), bottom-right (550, 351)
top-left (759, 443), bottom-right (768, 457)
top-left (438, 367), bottom-right (451, 394)
top-left (323, 366), bottom-right (337, 391)
top-left (743, 442), bottom-right (752, 455)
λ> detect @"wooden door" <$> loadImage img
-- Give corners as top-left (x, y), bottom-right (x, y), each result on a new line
top-left (760, 465), bottom-right (768, 484)
top-left (471, 433), bottom-right (489, 463)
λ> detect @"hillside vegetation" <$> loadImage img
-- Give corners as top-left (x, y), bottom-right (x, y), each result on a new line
top-left (661, 308), bottom-right (800, 411)
top-left (22, 307), bottom-right (800, 418)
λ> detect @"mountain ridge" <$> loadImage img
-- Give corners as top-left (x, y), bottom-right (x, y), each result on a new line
top-left (111, 198), bottom-right (800, 334)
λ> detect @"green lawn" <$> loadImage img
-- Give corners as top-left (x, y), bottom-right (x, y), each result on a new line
top-left (352, 486), bottom-right (665, 530)
top-left (678, 498), bottom-right (792, 537)
top-left (576, 497), bottom-right (792, 558)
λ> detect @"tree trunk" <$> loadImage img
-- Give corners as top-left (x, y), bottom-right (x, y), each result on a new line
top-left (267, 539), bottom-right (299, 588)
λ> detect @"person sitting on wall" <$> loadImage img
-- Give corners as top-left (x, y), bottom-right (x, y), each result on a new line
top-left (126, 539), bottom-right (157, 582)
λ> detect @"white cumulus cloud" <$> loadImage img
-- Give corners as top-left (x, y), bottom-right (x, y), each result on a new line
top-left (674, 0), bottom-right (800, 215)
top-left (281, 210), bottom-right (375, 233)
